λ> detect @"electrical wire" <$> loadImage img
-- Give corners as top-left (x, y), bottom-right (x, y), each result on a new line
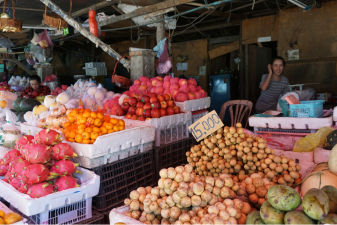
top-left (276, 0), bottom-right (305, 14)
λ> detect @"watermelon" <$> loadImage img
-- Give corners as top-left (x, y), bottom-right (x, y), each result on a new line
top-left (13, 98), bottom-right (24, 112)
top-left (19, 99), bottom-right (41, 112)
top-left (17, 112), bottom-right (25, 122)
top-left (324, 130), bottom-right (337, 150)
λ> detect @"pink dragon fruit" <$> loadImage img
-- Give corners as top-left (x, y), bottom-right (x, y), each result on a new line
top-left (4, 172), bottom-right (14, 183)
top-left (54, 176), bottom-right (80, 191)
top-left (17, 181), bottom-right (33, 194)
top-left (10, 178), bottom-right (21, 189)
top-left (8, 156), bottom-right (25, 171)
top-left (0, 159), bottom-right (9, 176)
top-left (12, 159), bottom-right (31, 175)
top-left (3, 149), bottom-right (21, 164)
top-left (27, 182), bottom-right (54, 198)
top-left (51, 143), bottom-right (78, 160)
top-left (20, 164), bottom-right (58, 185)
top-left (34, 129), bottom-right (62, 146)
top-left (51, 160), bottom-right (81, 176)
top-left (15, 135), bottom-right (34, 153)
top-left (23, 143), bottom-right (52, 164)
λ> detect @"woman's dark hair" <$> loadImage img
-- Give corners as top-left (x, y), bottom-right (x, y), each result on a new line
top-left (271, 56), bottom-right (286, 66)
top-left (30, 75), bottom-right (41, 84)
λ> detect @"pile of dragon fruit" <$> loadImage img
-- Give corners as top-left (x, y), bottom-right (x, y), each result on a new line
top-left (0, 129), bottom-right (81, 199)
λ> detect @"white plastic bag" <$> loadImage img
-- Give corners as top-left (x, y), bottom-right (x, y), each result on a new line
top-left (0, 110), bottom-right (22, 149)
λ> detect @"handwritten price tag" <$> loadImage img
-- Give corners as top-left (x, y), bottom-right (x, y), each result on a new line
top-left (188, 110), bottom-right (224, 142)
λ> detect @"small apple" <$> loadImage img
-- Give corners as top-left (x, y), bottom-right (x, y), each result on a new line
top-left (151, 108), bottom-right (160, 118)
top-left (143, 109), bottom-right (152, 118)
top-left (158, 95), bottom-right (165, 101)
top-left (125, 114), bottom-right (132, 119)
top-left (173, 106), bottom-right (181, 114)
top-left (150, 97), bottom-right (159, 104)
top-left (141, 95), bottom-right (150, 103)
top-left (138, 115), bottom-right (146, 121)
top-left (166, 107), bottom-right (174, 115)
top-left (151, 101), bottom-right (160, 109)
top-left (129, 97), bottom-right (137, 106)
top-left (116, 108), bottom-right (125, 116)
top-left (160, 108), bottom-right (167, 117)
top-left (149, 93), bottom-right (157, 98)
top-left (160, 101), bottom-right (167, 109)
top-left (167, 100), bottom-right (175, 107)
top-left (128, 106), bottom-right (136, 115)
top-left (123, 98), bottom-right (130, 103)
top-left (136, 108), bottom-right (145, 116)
top-left (143, 103), bottom-right (151, 110)
top-left (131, 115), bottom-right (138, 120)
top-left (163, 94), bottom-right (171, 101)
top-left (120, 102), bottom-right (130, 112)
top-left (136, 102), bottom-right (144, 108)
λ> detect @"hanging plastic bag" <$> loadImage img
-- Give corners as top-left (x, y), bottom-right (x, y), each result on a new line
top-left (35, 29), bottom-right (54, 49)
top-left (0, 110), bottom-right (22, 149)
top-left (293, 126), bottom-right (335, 152)
top-left (157, 41), bottom-right (172, 74)
top-left (88, 9), bottom-right (101, 38)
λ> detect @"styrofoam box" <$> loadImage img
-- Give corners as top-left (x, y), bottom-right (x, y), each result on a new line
top-left (20, 123), bottom-right (42, 135)
top-left (66, 126), bottom-right (155, 159)
top-left (0, 146), bottom-right (9, 159)
top-left (0, 201), bottom-right (27, 225)
top-left (85, 62), bottom-right (106, 68)
top-left (175, 97), bottom-right (211, 111)
top-left (73, 141), bottom-right (154, 168)
top-left (83, 67), bottom-right (107, 76)
top-left (249, 115), bottom-right (333, 129)
top-left (274, 149), bottom-right (314, 164)
top-left (314, 148), bottom-right (330, 164)
top-left (110, 205), bottom-right (144, 225)
top-left (120, 111), bottom-right (192, 130)
top-left (0, 167), bottom-right (100, 216)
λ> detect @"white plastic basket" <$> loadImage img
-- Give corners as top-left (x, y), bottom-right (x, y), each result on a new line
top-left (10, 198), bottom-right (92, 225)
top-left (109, 205), bottom-right (144, 225)
top-left (0, 167), bottom-right (99, 216)
top-left (175, 97), bottom-right (210, 111)
top-left (155, 123), bottom-right (189, 147)
top-left (85, 62), bottom-right (106, 68)
top-left (66, 126), bottom-right (155, 159)
top-left (83, 67), bottom-right (107, 76)
top-left (191, 110), bottom-right (208, 124)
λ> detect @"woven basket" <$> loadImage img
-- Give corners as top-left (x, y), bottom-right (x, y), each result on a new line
top-left (43, 0), bottom-right (72, 29)
top-left (0, 0), bottom-right (22, 33)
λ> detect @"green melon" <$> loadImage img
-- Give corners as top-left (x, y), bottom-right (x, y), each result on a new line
top-left (324, 130), bottom-right (337, 150)
top-left (13, 97), bottom-right (24, 112)
top-left (17, 112), bottom-right (25, 122)
top-left (19, 99), bottom-right (41, 112)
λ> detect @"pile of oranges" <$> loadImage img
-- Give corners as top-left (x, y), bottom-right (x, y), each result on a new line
top-left (63, 108), bottom-right (125, 144)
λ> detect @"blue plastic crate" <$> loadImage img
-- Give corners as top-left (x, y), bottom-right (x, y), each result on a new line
top-left (289, 100), bottom-right (324, 118)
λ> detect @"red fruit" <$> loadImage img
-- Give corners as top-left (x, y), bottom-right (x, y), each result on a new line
top-left (143, 109), bottom-right (152, 118)
top-left (21, 164), bottom-right (58, 185)
top-left (179, 84), bottom-right (189, 94)
top-left (12, 159), bottom-right (31, 175)
top-left (170, 83), bottom-right (179, 90)
top-left (151, 78), bottom-right (159, 86)
top-left (151, 101), bottom-right (160, 109)
top-left (125, 114), bottom-right (132, 119)
top-left (138, 116), bottom-right (146, 121)
top-left (164, 88), bottom-right (170, 95)
top-left (104, 100), bottom-right (110, 110)
top-left (176, 93), bottom-right (188, 102)
top-left (155, 87), bottom-right (164, 95)
top-left (179, 78), bottom-right (187, 86)
top-left (164, 75), bottom-right (172, 82)
top-left (8, 156), bottom-right (25, 171)
top-left (196, 86), bottom-right (202, 91)
top-left (149, 93), bottom-right (157, 98)
top-left (194, 91), bottom-right (202, 99)
top-left (52, 143), bottom-right (78, 160)
top-left (55, 176), bottom-right (79, 192)
top-left (167, 107), bottom-right (174, 115)
top-left (160, 109), bottom-right (167, 117)
top-left (188, 84), bottom-right (196, 92)
top-left (23, 143), bottom-right (51, 164)
top-left (3, 149), bottom-right (21, 164)
top-left (32, 90), bottom-right (39, 97)
top-left (170, 89), bottom-right (179, 100)
top-left (163, 94), bottom-right (171, 101)
top-left (158, 95), bottom-right (165, 101)
top-left (10, 178), bottom-right (21, 189)
top-left (150, 97), bottom-right (159, 104)
top-left (0, 159), bottom-right (8, 176)
top-left (4, 172), bottom-right (14, 183)
top-left (151, 109), bottom-right (160, 118)
top-left (128, 106), bottom-right (136, 115)
top-left (143, 103), bottom-right (151, 110)
top-left (121, 102), bottom-right (130, 112)
top-left (51, 160), bottom-right (81, 176)
top-left (27, 182), bottom-right (54, 198)
top-left (15, 135), bottom-right (34, 152)
top-left (171, 77), bottom-right (179, 84)
top-left (155, 81), bottom-right (163, 87)
top-left (187, 92), bottom-right (196, 100)
top-left (131, 115), bottom-right (138, 120)
top-left (173, 106), bottom-right (181, 114)
top-left (136, 102), bottom-right (144, 108)
top-left (160, 101), bottom-right (168, 109)
top-left (116, 108), bottom-right (125, 116)
top-left (35, 129), bottom-right (62, 146)
top-left (167, 100), bottom-right (175, 107)
top-left (157, 76), bottom-right (163, 81)
top-left (188, 78), bottom-right (197, 86)
top-left (141, 95), bottom-right (150, 103)
top-left (134, 80), bottom-right (141, 85)
top-left (136, 108), bottom-right (144, 116)
top-left (17, 181), bottom-right (32, 194)
top-left (129, 97), bottom-right (137, 106)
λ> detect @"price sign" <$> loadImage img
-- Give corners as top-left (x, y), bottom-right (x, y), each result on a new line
top-left (189, 110), bottom-right (224, 142)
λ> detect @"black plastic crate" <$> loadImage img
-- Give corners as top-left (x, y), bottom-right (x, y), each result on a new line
top-left (90, 149), bottom-right (156, 211)
top-left (76, 210), bottom-right (104, 224)
top-left (154, 136), bottom-right (196, 180)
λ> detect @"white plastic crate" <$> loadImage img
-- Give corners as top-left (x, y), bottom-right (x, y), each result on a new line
top-left (73, 141), bottom-right (154, 168)
top-left (10, 198), bottom-right (92, 225)
top-left (20, 123), bottom-right (43, 135)
top-left (273, 149), bottom-right (314, 164)
top-left (85, 62), bottom-right (105, 68)
top-left (155, 123), bottom-right (189, 147)
top-left (191, 110), bottom-right (208, 124)
top-left (110, 205), bottom-right (144, 225)
top-left (66, 126), bottom-right (155, 159)
top-left (83, 67), bottom-right (107, 76)
top-left (175, 97), bottom-right (210, 111)
top-left (249, 115), bottom-right (333, 129)
top-left (314, 148), bottom-right (330, 164)
top-left (0, 201), bottom-right (26, 225)
top-left (0, 167), bottom-right (99, 216)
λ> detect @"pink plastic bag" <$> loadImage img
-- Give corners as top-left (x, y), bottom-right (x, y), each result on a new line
top-left (157, 41), bottom-right (172, 74)
top-left (44, 74), bottom-right (57, 82)
top-left (35, 30), bottom-right (54, 49)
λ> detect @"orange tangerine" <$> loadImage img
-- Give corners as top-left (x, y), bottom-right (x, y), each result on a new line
top-left (113, 125), bottom-right (119, 132)
top-left (85, 127), bottom-right (93, 133)
top-left (97, 113), bottom-right (103, 119)
top-left (118, 120), bottom-right (125, 126)
top-left (105, 123), bottom-right (113, 130)
top-left (94, 118), bottom-right (103, 127)
top-left (78, 117), bottom-right (86, 124)
top-left (82, 139), bottom-right (90, 144)
top-left (69, 131), bottom-right (76, 138)
top-left (118, 125), bottom-right (125, 131)
top-left (91, 132), bottom-right (99, 140)
top-left (82, 132), bottom-right (90, 140)
top-left (93, 127), bottom-right (100, 133)
top-left (68, 138), bottom-right (75, 142)
top-left (68, 115), bottom-right (75, 122)
top-left (108, 129), bottom-right (114, 134)
top-left (90, 112), bottom-right (97, 118)
top-left (78, 124), bottom-right (86, 130)
top-left (77, 128), bottom-right (85, 134)
top-left (84, 109), bottom-right (91, 113)
top-left (63, 122), bottom-right (72, 128)
top-left (83, 111), bottom-right (91, 118)
top-left (90, 139), bottom-right (95, 144)
top-left (104, 116), bottom-right (110, 122)
top-left (100, 127), bottom-right (108, 134)
top-left (110, 118), bottom-right (117, 125)
top-left (75, 134), bottom-right (83, 143)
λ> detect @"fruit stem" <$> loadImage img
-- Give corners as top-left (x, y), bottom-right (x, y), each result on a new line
top-left (73, 153), bottom-right (78, 158)
top-left (75, 170), bottom-right (82, 174)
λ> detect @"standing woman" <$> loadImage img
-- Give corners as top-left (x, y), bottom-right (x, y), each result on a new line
top-left (255, 56), bottom-right (290, 113)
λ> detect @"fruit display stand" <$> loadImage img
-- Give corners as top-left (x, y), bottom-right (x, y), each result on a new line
top-left (0, 167), bottom-right (99, 223)
top-left (175, 97), bottom-right (210, 112)
top-left (0, 201), bottom-right (26, 225)
top-left (118, 111), bottom-right (192, 147)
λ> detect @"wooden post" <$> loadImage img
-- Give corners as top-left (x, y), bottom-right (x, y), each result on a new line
top-left (39, 0), bottom-right (130, 69)
top-left (239, 22), bottom-right (245, 99)
top-left (156, 15), bottom-right (165, 44)
top-left (244, 44), bottom-right (249, 100)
